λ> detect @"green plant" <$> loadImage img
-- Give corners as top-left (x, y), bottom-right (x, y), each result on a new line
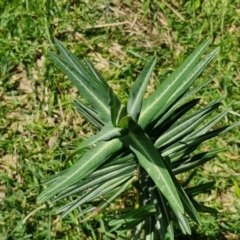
top-left (37, 39), bottom-right (239, 239)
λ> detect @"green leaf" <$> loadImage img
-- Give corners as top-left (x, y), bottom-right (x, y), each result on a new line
top-left (183, 121), bottom-right (240, 144)
top-left (163, 157), bottom-right (200, 224)
top-left (58, 175), bottom-right (131, 218)
top-left (118, 115), bottom-right (131, 129)
top-left (154, 78), bottom-right (215, 129)
top-left (100, 151), bottom-right (133, 169)
top-left (68, 122), bottom-right (123, 157)
top-left (192, 200), bottom-right (218, 214)
top-left (177, 185), bottom-right (200, 224)
top-left (173, 211), bottom-right (191, 235)
top-left (161, 121), bottom-right (240, 159)
top-left (233, 179), bottom-right (240, 198)
top-left (48, 51), bottom-right (110, 122)
top-left (74, 99), bottom-right (104, 129)
top-left (151, 98), bottom-right (200, 136)
top-left (160, 48), bottom-right (219, 119)
top-left (54, 39), bottom-right (108, 93)
top-left (165, 145), bottom-right (198, 163)
top-left (127, 57), bottom-right (156, 122)
top-left (84, 58), bottom-right (110, 91)
top-left (187, 108), bottom-right (231, 138)
top-left (155, 102), bottom-right (220, 148)
top-left (93, 176), bottom-right (136, 219)
top-left (43, 153), bottom-right (135, 187)
top-left (185, 181), bottom-right (215, 197)
top-left (147, 176), bottom-right (174, 240)
top-left (139, 41), bottom-right (218, 128)
top-left (77, 176), bottom-right (136, 224)
top-left (172, 148), bottom-right (226, 174)
top-left (181, 169), bottom-right (198, 188)
top-left (38, 139), bottom-right (123, 203)
top-left (108, 87), bottom-right (126, 126)
top-left (109, 205), bottom-right (156, 227)
top-left (55, 164), bottom-right (136, 201)
top-left (133, 221), bottom-right (145, 240)
top-left (151, 77), bottom-right (215, 133)
top-left (121, 122), bottom-right (184, 214)
top-left (144, 216), bottom-right (156, 239)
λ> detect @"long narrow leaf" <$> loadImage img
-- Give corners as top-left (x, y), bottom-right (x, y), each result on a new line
top-left (121, 122), bottom-right (184, 213)
top-left (38, 139), bottom-right (123, 202)
top-left (166, 146), bottom-right (198, 163)
top-left (147, 175), bottom-right (174, 240)
top-left (172, 148), bottom-right (226, 174)
top-left (173, 211), bottom-right (191, 235)
top-left (151, 98), bottom-right (200, 137)
top-left (74, 99), bottom-right (104, 129)
top-left (55, 165), bottom-right (136, 201)
top-left (84, 58), bottom-right (110, 90)
top-left (91, 176), bottom-right (136, 222)
top-left (183, 121), bottom-right (240, 144)
top-left (188, 108), bottom-right (231, 138)
top-left (191, 199), bottom-right (218, 214)
top-left (59, 175), bottom-right (131, 218)
top-left (54, 38), bottom-right (108, 93)
top-left (155, 103), bottom-right (220, 148)
top-left (160, 48), bottom-right (219, 119)
top-left (133, 221), bottom-right (145, 240)
top-left (139, 40), bottom-right (212, 128)
top-left (161, 121), bottom-right (240, 158)
top-left (70, 122), bottom-right (123, 155)
top-left (152, 77), bottom-right (216, 130)
top-left (108, 87), bottom-right (126, 126)
top-left (127, 57), bottom-right (156, 122)
top-left (185, 181), bottom-right (215, 197)
top-left (49, 51), bottom-right (110, 122)
top-left (163, 158), bottom-right (200, 224)
top-left (109, 205), bottom-right (156, 227)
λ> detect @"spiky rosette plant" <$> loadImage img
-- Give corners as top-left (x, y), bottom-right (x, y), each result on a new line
top-left (38, 39), bottom-right (239, 239)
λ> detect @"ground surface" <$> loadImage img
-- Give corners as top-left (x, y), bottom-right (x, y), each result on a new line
top-left (0, 0), bottom-right (240, 239)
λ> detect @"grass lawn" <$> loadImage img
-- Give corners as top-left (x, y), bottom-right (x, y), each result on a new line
top-left (0, 0), bottom-right (240, 239)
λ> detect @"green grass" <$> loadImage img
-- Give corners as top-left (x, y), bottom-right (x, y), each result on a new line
top-left (0, 0), bottom-right (240, 239)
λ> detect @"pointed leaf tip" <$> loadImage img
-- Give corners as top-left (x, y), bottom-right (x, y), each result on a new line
top-left (127, 57), bottom-right (156, 122)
